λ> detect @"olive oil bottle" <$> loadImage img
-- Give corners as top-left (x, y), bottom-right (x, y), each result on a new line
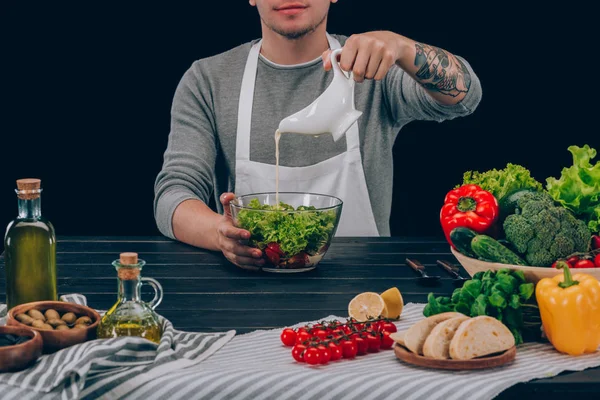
top-left (4, 178), bottom-right (57, 309)
top-left (97, 253), bottom-right (163, 344)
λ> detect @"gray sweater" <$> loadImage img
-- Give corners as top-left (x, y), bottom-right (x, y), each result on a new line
top-left (154, 34), bottom-right (482, 238)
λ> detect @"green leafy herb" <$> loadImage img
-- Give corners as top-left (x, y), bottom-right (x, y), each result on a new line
top-left (423, 269), bottom-right (540, 345)
top-left (235, 198), bottom-right (337, 256)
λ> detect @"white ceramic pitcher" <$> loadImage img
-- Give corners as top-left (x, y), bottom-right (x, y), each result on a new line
top-left (277, 49), bottom-right (363, 142)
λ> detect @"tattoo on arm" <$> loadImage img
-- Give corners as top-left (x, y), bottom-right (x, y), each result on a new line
top-left (414, 42), bottom-right (471, 97)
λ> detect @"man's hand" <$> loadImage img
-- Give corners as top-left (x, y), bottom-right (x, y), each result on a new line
top-left (218, 193), bottom-right (264, 271)
top-left (322, 31), bottom-right (405, 82)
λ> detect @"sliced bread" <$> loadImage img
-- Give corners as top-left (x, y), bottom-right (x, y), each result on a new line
top-left (389, 331), bottom-right (405, 347)
top-left (449, 316), bottom-right (515, 360)
top-left (404, 312), bottom-right (466, 355)
top-left (422, 315), bottom-right (470, 359)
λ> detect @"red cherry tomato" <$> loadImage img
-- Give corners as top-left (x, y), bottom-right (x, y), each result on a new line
top-left (328, 342), bottom-right (343, 361)
top-left (317, 345), bottom-right (331, 364)
top-left (264, 248), bottom-right (280, 266)
top-left (575, 259), bottom-right (595, 269)
top-left (595, 254), bottom-right (600, 268)
top-left (341, 340), bottom-right (357, 359)
top-left (380, 331), bottom-right (395, 349)
top-left (313, 329), bottom-right (328, 341)
top-left (280, 328), bottom-right (297, 346)
top-left (381, 322), bottom-right (397, 333)
top-left (366, 334), bottom-right (381, 352)
top-left (304, 347), bottom-right (321, 365)
top-left (267, 242), bottom-right (285, 256)
top-left (567, 255), bottom-right (580, 265)
top-left (292, 344), bottom-right (306, 362)
top-left (353, 336), bottom-right (368, 355)
top-left (295, 331), bottom-right (311, 344)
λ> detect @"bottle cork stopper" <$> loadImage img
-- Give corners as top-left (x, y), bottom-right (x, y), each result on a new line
top-left (118, 253), bottom-right (140, 280)
top-left (120, 252), bottom-right (138, 265)
top-left (16, 178), bottom-right (41, 200)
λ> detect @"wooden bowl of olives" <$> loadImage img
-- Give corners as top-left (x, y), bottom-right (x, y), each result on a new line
top-left (6, 301), bottom-right (101, 354)
top-left (0, 325), bottom-right (43, 372)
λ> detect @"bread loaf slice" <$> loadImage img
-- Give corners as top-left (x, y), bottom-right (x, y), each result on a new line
top-left (422, 315), bottom-right (470, 359)
top-left (449, 316), bottom-right (515, 360)
top-left (389, 331), bottom-right (405, 347)
top-left (404, 312), bottom-right (466, 355)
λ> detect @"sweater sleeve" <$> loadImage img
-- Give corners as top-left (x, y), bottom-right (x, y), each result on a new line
top-left (153, 63), bottom-right (218, 240)
top-left (382, 55), bottom-right (482, 124)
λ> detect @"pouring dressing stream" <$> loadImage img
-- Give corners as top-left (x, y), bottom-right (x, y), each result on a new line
top-left (274, 48), bottom-right (362, 207)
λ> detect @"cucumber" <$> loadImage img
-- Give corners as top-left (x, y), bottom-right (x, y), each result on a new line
top-left (498, 188), bottom-right (537, 222)
top-left (450, 227), bottom-right (478, 258)
top-left (471, 234), bottom-right (528, 265)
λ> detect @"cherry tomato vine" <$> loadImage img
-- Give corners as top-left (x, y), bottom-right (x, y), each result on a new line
top-left (280, 317), bottom-right (398, 365)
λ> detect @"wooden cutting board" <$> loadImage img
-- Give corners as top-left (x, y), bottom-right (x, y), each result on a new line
top-left (394, 343), bottom-right (516, 370)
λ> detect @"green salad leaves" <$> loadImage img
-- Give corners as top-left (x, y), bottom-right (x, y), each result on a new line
top-left (423, 268), bottom-right (540, 345)
top-left (546, 145), bottom-right (600, 234)
top-left (459, 163), bottom-right (543, 201)
top-left (235, 198), bottom-right (337, 256)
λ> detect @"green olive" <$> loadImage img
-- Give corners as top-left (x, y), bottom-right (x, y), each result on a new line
top-left (47, 318), bottom-right (67, 328)
top-left (55, 325), bottom-right (70, 331)
top-left (16, 313), bottom-right (35, 326)
top-left (44, 309), bottom-right (60, 320)
top-left (61, 312), bottom-right (77, 324)
top-left (75, 316), bottom-right (92, 326)
top-left (32, 319), bottom-right (53, 330)
top-left (27, 309), bottom-right (46, 321)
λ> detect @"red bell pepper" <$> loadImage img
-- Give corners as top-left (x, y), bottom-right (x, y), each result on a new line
top-left (440, 184), bottom-right (499, 248)
top-left (593, 235), bottom-right (600, 250)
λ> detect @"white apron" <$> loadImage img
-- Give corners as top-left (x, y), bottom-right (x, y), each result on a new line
top-left (234, 34), bottom-right (379, 236)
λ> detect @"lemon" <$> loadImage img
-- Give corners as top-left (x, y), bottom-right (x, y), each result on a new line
top-left (348, 292), bottom-right (387, 322)
top-left (380, 287), bottom-right (404, 319)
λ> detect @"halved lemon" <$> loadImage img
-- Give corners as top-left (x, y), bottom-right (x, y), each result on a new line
top-left (348, 292), bottom-right (387, 322)
top-left (381, 287), bottom-right (404, 319)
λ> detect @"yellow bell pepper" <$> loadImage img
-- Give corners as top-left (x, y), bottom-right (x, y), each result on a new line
top-left (536, 261), bottom-right (600, 356)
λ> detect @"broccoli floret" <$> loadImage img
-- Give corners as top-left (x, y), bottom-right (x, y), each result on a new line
top-left (503, 192), bottom-right (592, 267)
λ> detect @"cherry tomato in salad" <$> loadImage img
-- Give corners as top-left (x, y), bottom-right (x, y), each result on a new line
top-left (574, 259), bottom-right (595, 269)
top-left (304, 347), bottom-right (321, 365)
top-left (280, 328), bottom-right (297, 346)
top-left (317, 345), bottom-right (331, 364)
top-left (292, 344), bottom-right (306, 362)
top-left (595, 254), bottom-right (600, 268)
top-left (328, 342), bottom-right (343, 361)
top-left (380, 322), bottom-right (397, 333)
top-left (267, 242), bottom-right (285, 256)
top-left (341, 340), bottom-right (357, 359)
top-left (264, 248), bottom-right (280, 266)
top-left (380, 331), bottom-right (395, 349)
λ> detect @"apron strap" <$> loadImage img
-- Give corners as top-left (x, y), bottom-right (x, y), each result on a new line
top-left (235, 40), bottom-right (262, 161)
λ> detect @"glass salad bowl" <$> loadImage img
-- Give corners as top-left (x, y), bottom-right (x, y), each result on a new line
top-left (230, 192), bottom-right (343, 273)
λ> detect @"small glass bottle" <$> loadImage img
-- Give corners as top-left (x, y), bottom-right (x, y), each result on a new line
top-left (4, 178), bottom-right (57, 309)
top-left (97, 252), bottom-right (163, 344)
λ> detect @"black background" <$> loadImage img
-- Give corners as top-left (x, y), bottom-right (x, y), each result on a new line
top-left (0, 2), bottom-right (595, 245)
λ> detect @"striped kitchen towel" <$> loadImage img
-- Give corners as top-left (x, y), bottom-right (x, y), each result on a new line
top-left (0, 294), bottom-right (235, 400)
top-left (114, 303), bottom-right (600, 400)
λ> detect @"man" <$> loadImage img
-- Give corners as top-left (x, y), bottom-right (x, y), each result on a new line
top-left (154, 0), bottom-right (482, 270)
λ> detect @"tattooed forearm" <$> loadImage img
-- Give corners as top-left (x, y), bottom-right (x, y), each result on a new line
top-left (414, 42), bottom-right (471, 97)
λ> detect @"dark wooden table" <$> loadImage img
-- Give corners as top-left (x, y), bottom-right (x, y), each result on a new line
top-left (1, 236), bottom-right (599, 398)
